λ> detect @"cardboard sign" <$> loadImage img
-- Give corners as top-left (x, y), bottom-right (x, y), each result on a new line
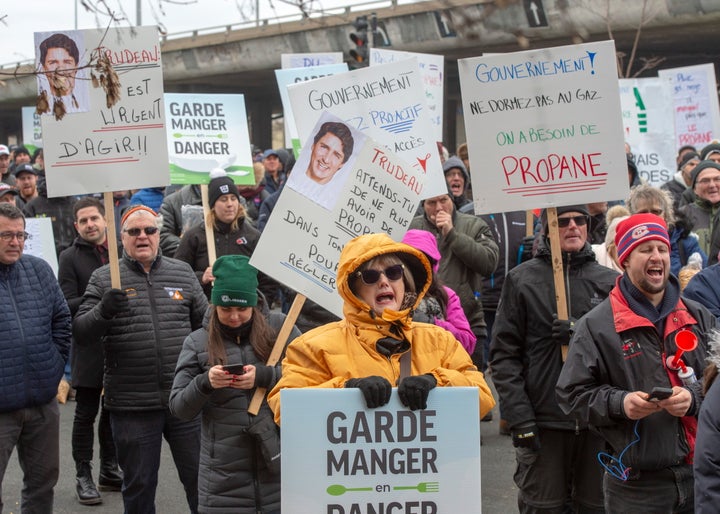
top-left (370, 48), bottom-right (445, 142)
top-left (39, 26), bottom-right (169, 197)
top-left (458, 40), bottom-right (629, 214)
top-left (658, 63), bottom-right (720, 151)
top-left (165, 93), bottom-right (254, 185)
top-left (619, 78), bottom-right (676, 188)
top-left (281, 388), bottom-right (482, 514)
top-left (287, 58), bottom-right (447, 200)
top-left (281, 52), bottom-right (344, 69)
top-left (21, 107), bottom-right (43, 156)
top-left (250, 113), bottom-right (423, 317)
top-left (276, 63), bottom-right (349, 154)
top-left (24, 217), bottom-right (58, 277)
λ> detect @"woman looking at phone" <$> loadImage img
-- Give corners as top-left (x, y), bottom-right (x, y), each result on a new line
top-left (170, 255), bottom-right (300, 514)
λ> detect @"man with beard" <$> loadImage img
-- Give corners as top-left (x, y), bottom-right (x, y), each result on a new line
top-left (557, 213), bottom-right (716, 513)
top-left (13, 163), bottom-right (39, 209)
top-left (491, 205), bottom-right (618, 513)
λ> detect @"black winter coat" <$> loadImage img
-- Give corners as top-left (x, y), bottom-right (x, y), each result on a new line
top-left (170, 301), bottom-right (300, 513)
top-left (490, 240), bottom-right (618, 430)
top-left (73, 254), bottom-right (208, 411)
top-left (58, 236), bottom-right (110, 388)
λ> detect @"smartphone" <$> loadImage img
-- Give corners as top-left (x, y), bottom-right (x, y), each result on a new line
top-left (223, 364), bottom-right (246, 375)
top-left (646, 386), bottom-right (673, 402)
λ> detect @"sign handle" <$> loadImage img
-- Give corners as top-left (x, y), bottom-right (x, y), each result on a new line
top-left (546, 207), bottom-right (570, 361)
top-left (525, 210), bottom-right (534, 237)
top-left (248, 293), bottom-right (306, 415)
top-left (103, 192), bottom-right (121, 289)
top-left (200, 184), bottom-right (217, 265)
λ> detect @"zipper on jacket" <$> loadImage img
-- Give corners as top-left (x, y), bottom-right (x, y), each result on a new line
top-left (145, 271), bottom-right (164, 401)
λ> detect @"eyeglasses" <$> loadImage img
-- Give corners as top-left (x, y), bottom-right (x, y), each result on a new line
top-left (123, 226), bottom-right (159, 237)
top-left (0, 231), bottom-right (29, 241)
top-left (356, 264), bottom-right (404, 285)
top-left (557, 215), bottom-right (588, 228)
top-left (697, 176), bottom-right (720, 186)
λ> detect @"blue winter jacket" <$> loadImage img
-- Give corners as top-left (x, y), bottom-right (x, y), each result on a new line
top-left (0, 255), bottom-right (71, 412)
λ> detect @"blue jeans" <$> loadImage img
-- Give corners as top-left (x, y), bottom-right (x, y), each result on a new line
top-left (110, 409), bottom-right (200, 514)
top-left (0, 400), bottom-right (60, 514)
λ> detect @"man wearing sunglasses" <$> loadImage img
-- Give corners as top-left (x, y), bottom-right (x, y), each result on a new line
top-left (73, 205), bottom-right (209, 513)
top-left (491, 204), bottom-right (619, 513)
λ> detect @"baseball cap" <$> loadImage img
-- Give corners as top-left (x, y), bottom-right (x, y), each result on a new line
top-left (0, 183), bottom-right (18, 197)
top-left (13, 163), bottom-right (38, 177)
top-left (263, 149), bottom-right (280, 159)
top-left (0, 145), bottom-right (9, 156)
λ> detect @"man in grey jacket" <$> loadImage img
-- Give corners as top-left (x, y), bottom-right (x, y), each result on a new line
top-left (73, 205), bottom-right (208, 514)
top-left (409, 192), bottom-right (499, 369)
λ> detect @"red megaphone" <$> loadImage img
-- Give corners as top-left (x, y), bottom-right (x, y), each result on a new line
top-left (669, 329), bottom-right (698, 370)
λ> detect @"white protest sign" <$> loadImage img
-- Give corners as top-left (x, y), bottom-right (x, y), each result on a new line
top-left (250, 113), bottom-right (423, 317)
top-left (370, 48), bottom-right (444, 142)
top-left (281, 52), bottom-right (344, 69)
top-left (458, 41), bottom-right (628, 214)
top-left (24, 217), bottom-right (58, 277)
top-left (39, 26), bottom-right (169, 197)
top-left (281, 388), bottom-right (482, 514)
top-left (276, 63), bottom-right (349, 153)
top-left (164, 93), bottom-right (254, 185)
top-left (21, 107), bottom-right (43, 155)
top-left (619, 78), bottom-right (676, 188)
top-left (658, 63), bottom-right (720, 151)
top-left (287, 58), bottom-right (447, 199)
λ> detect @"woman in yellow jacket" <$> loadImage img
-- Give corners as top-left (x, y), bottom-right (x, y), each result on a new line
top-left (268, 233), bottom-right (494, 422)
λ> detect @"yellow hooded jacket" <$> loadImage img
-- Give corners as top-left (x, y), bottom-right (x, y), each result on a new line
top-left (268, 233), bottom-right (495, 423)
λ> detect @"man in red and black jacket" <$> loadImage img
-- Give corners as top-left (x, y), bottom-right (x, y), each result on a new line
top-left (557, 213), bottom-right (716, 513)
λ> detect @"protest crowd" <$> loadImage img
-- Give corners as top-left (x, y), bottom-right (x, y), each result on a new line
top-left (3, 27), bottom-right (720, 514)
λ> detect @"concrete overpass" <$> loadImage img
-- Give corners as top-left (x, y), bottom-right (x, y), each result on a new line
top-left (2, 0), bottom-right (720, 151)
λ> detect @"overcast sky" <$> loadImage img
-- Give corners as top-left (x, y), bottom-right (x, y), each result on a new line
top-left (0, 0), bottom-right (382, 65)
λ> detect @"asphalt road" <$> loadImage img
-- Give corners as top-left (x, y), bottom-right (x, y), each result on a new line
top-left (3, 377), bottom-right (517, 513)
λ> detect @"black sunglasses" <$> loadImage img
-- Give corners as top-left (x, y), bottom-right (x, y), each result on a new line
top-left (124, 226), bottom-right (159, 236)
top-left (356, 264), bottom-right (404, 285)
top-left (557, 215), bottom-right (588, 228)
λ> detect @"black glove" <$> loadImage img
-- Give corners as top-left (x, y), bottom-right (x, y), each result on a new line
top-left (551, 314), bottom-right (575, 345)
top-left (253, 364), bottom-right (274, 388)
top-left (346, 376), bottom-right (392, 408)
top-left (398, 374), bottom-right (437, 411)
top-left (511, 422), bottom-right (541, 451)
top-left (100, 288), bottom-right (129, 318)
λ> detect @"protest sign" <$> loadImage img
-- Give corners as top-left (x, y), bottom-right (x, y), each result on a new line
top-left (281, 388), bottom-right (482, 514)
top-left (370, 48), bottom-right (444, 142)
top-left (287, 58), bottom-right (447, 199)
top-left (458, 40), bottom-right (628, 214)
top-left (24, 217), bottom-right (58, 277)
top-left (281, 52), bottom-right (344, 69)
top-left (165, 93), bottom-right (254, 185)
top-left (619, 78), bottom-right (675, 188)
top-left (276, 63), bottom-right (349, 153)
top-left (250, 112), bottom-right (423, 317)
top-left (658, 63), bottom-right (720, 151)
top-left (21, 107), bottom-right (43, 155)
top-left (39, 26), bottom-right (169, 197)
